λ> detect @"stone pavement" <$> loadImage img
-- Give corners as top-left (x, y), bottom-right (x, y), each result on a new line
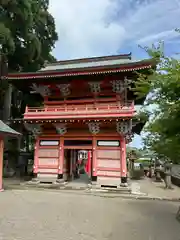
top-left (0, 189), bottom-right (179, 240)
top-left (130, 178), bottom-right (180, 200)
top-left (2, 177), bottom-right (180, 201)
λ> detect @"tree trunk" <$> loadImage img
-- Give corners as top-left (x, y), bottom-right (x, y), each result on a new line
top-left (3, 84), bottom-right (13, 122)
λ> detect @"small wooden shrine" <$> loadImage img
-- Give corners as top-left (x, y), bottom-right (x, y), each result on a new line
top-left (0, 120), bottom-right (21, 191)
top-left (8, 53), bottom-right (155, 187)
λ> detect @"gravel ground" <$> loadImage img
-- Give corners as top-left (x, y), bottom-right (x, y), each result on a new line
top-left (0, 190), bottom-right (179, 240)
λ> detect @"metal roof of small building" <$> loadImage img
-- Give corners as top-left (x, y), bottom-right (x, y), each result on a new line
top-left (0, 120), bottom-right (21, 136)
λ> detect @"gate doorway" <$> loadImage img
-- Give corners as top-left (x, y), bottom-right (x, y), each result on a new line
top-left (64, 149), bottom-right (92, 184)
top-left (63, 139), bottom-right (92, 184)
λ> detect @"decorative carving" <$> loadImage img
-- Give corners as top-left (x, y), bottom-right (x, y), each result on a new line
top-left (124, 77), bottom-right (132, 86)
top-left (31, 84), bottom-right (50, 96)
top-left (56, 84), bottom-right (71, 97)
top-left (88, 82), bottom-right (101, 94)
top-left (54, 123), bottom-right (67, 135)
top-left (111, 80), bottom-right (124, 94)
top-left (88, 122), bottom-right (100, 134)
top-left (24, 123), bottom-right (42, 136)
top-left (125, 133), bottom-right (133, 142)
top-left (116, 120), bottom-right (132, 135)
top-left (111, 77), bottom-right (131, 94)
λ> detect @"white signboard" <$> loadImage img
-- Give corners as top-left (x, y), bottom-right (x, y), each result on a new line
top-left (40, 140), bottom-right (59, 146)
top-left (97, 140), bottom-right (120, 147)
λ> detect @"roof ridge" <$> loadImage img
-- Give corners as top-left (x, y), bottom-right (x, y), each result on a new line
top-left (45, 53), bottom-right (132, 67)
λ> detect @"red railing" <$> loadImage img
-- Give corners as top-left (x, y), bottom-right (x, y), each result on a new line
top-left (25, 101), bottom-right (134, 114)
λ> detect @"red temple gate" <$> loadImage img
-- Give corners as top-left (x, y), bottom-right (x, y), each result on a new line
top-left (8, 53), bottom-right (155, 187)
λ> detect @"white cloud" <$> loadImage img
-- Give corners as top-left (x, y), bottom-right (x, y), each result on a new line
top-left (49, 0), bottom-right (180, 60)
top-left (122, 0), bottom-right (180, 45)
top-left (49, 0), bottom-right (125, 60)
top-left (48, 0), bottom-right (179, 148)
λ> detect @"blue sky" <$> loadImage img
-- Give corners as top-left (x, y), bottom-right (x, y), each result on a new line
top-left (49, 0), bottom-right (180, 148)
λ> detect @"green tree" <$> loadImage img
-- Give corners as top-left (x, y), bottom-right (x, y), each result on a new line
top-left (0, 0), bottom-right (58, 71)
top-left (0, 0), bottom-right (58, 120)
top-left (0, 0), bottom-right (58, 168)
top-left (134, 42), bottom-right (180, 164)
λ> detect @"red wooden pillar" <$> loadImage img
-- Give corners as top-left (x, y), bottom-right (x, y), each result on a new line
top-left (58, 137), bottom-right (64, 178)
top-left (120, 135), bottom-right (127, 186)
top-left (0, 138), bottom-right (4, 191)
top-left (85, 150), bottom-right (91, 176)
top-left (92, 137), bottom-right (97, 177)
top-left (33, 138), bottom-right (39, 175)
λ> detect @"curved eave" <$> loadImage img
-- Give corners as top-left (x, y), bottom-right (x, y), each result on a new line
top-left (7, 59), bottom-right (155, 80)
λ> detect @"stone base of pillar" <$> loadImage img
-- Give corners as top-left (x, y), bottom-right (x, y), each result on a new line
top-left (31, 178), bottom-right (40, 184)
top-left (56, 174), bottom-right (65, 184)
top-left (91, 176), bottom-right (97, 182)
top-left (31, 173), bottom-right (40, 183)
top-left (58, 173), bottom-right (63, 179)
top-left (120, 177), bottom-right (128, 187)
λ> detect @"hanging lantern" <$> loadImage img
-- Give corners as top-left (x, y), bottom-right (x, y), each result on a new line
top-left (116, 120), bottom-right (132, 135)
top-left (54, 123), bottom-right (67, 135)
top-left (56, 84), bottom-right (71, 97)
top-left (88, 122), bottom-right (100, 134)
top-left (24, 123), bottom-right (42, 137)
top-left (88, 81), bottom-right (101, 94)
top-left (78, 150), bottom-right (88, 160)
top-left (31, 84), bottom-right (50, 97)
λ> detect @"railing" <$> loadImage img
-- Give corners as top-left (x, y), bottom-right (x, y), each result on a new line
top-left (25, 101), bottom-right (135, 115)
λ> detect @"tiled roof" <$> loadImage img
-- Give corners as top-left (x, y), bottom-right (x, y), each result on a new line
top-left (0, 120), bottom-right (21, 136)
top-left (7, 54), bottom-right (155, 80)
top-left (39, 58), bottom-right (140, 72)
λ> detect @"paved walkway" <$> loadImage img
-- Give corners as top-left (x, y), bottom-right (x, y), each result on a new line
top-left (131, 178), bottom-right (180, 200)
top-left (0, 190), bottom-right (179, 240)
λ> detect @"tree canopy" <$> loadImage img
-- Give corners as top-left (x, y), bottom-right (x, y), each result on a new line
top-left (0, 0), bottom-right (58, 121)
top-left (134, 42), bottom-right (180, 163)
top-left (0, 0), bottom-right (58, 72)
